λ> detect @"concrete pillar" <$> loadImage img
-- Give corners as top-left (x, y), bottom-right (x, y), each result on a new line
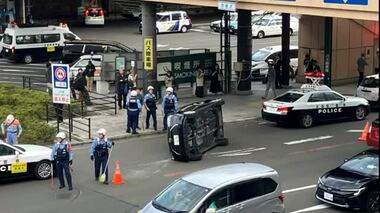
top-left (281, 13), bottom-right (290, 86)
top-left (236, 9), bottom-right (252, 94)
top-left (223, 12), bottom-right (232, 94)
top-left (324, 17), bottom-right (333, 87)
top-left (141, 2), bottom-right (157, 91)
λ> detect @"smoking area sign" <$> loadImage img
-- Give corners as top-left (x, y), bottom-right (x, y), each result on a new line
top-left (51, 64), bottom-right (71, 104)
top-left (144, 37), bottom-right (154, 70)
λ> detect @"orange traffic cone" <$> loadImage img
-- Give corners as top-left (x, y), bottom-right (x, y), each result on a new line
top-left (358, 122), bottom-right (370, 141)
top-left (112, 160), bottom-right (125, 185)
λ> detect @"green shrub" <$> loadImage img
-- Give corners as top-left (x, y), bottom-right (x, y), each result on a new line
top-left (0, 84), bottom-right (56, 145)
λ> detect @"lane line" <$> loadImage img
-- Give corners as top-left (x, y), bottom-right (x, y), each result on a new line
top-left (283, 185), bottom-right (316, 194)
top-left (284, 136), bottom-right (333, 145)
top-left (289, 204), bottom-right (330, 213)
top-left (215, 148), bottom-right (267, 157)
top-left (210, 147), bottom-right (266, 155)
top-left (346, 130), bottom-right (363, 133)
top-left (289, 141), bottom-right (357, 155)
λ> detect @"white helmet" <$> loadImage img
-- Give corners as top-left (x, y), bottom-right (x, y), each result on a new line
top-left (130, 90), bottom-right (138, 96)
top-left (147, 86), bottom-right (154, 91)
top-left (267, 59), bottom-right (275, 65)
top-left (166, 87), bottom-right (173, 93)
top-left (6, 114), bottom-right (14, 123)
top-left (56, 132), bottom-right (66, 139)
top-left (97, 128), bottom-right (107, 135)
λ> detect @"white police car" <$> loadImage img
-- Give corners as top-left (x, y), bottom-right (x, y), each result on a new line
top-left (262, 85), bottom-right (370, 128)
top-left (357, 74), bottom-right (379, 107)
top-left (0, 140), bottom-right (52, 180)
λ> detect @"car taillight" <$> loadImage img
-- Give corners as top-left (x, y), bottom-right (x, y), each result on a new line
top-left (84, 10), bottom-right (89, 16)
top-left (99, 9), bottom-right (104, 16)
top-left (277, 106), bottom-right (293, 112)
top-left (279, 193), bottom-right (285, 203)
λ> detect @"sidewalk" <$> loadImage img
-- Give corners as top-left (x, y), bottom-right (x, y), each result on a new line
top-left (68, 82), bottom-right (358, 145)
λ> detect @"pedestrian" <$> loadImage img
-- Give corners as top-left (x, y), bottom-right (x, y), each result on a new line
top-left (90, 128), bottom-right (114, 184)
top-left (74, 68), bottom-right (91, 105)
top-left (162, 87), bottom-right (178, 131)
top-left (84, 60), bottom-right (96, 92)
top-left (375, 49), bottom-right (379, 74)
top-left (262, 59), bottom-right (277, 99)
top-left (164, 70), bottom-right (174, 88)
top-left (128, 69), bottom-right (138, 90)
top-left (274, 56), bottom-right (282, 89)
top-left (115, 69), bottom-right (128, 110)
top-left (126, 90), bottom-right (142, 134)
top-left (195, 66), bottom-right (205, 98)
top-left (50, 132), bottom-right (73, 190)
top-left (1, 114), bottom-right (22, 145)
top-left (144, 86), bottom-right (157, 131)
top-left (210, 64), bottom-right (223, 94)
top-left (357, 53), bottom-right (368, 86)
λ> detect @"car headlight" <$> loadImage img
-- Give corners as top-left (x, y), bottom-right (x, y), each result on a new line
top-left (341, 187), bottom-right (366, 196)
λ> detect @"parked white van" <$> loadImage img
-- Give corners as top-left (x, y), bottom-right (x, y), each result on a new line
top-left (1, 24), bottom-right (80, 63)
top-left (252, 16), bottom-right (299, 39)
top-left (139, 11), bottom-right (192, 34)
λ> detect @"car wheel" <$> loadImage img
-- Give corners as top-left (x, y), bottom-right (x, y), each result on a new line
top-left (181, 26), bottom-right (188, 33)
top-left (365, 190), bottom-right (379, 212)
top-left (34, 160), bottom-right (52, 180)
top-left (354, 105), bottom-right (367, 120)
top-left (23, 54), bottom-right (33, 64)
top-left (299, 113), bottom-right (313, 128)
top-left (289, 28), bottom-right (294, 36)
top-left (217, 138), bottom-right (229, 146)
top-left (257, 31), bottom-right (265, 39)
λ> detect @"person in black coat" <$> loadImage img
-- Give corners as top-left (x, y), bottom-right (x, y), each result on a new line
top-left (115, 69), bottom-right (128, 109)
top-left (74, 69), bottom-right (91, 105)
top-left (274, 56), bottom-right (282, 89)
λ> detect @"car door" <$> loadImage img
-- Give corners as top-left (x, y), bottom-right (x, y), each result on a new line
top-left (323, 92), bottom-right (346, 119)
top-left (170, 13), bottom-right (182, 32)
top-left (197, 188), bottom-right (232, 213)
top-left (307, 92), bottom-right (331, 121)
top-left (0, 144), bottom-right (17, 178)
top-left (157, 14), bottom-right (171, 33)
top-left (272, 19), bottom-right (282, 36)
top-left (228, 179), bottom-right (276, 213)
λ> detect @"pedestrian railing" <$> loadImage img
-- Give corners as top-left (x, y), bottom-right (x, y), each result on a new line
top-left (46, 104), bottom-right (91, 141)
top-left (22, 76), bottom-right (48, 92)
top-left (82, 92), bottom-right (117, 116)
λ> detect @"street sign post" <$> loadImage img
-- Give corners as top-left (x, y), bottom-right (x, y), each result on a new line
top-left (218, 0), bottom-right (236, 12)
top-left (144, 37), bottom-right (154, 71)
top-left (51, 64), bottom-right (71, 104)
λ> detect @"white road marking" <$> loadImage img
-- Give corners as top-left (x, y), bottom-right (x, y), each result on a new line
top-left (2, 69), bottom-right (43, 73)
top-left (346, 130), bottom-right (363, 133)
top-left (258, 121), bottom-right (270, 125)
top-left (157, 44), bottom-right (168, 48)
top-left (217, 152), bottom-right (252, 157)
top-left (210, 147), bottom-right (266, 155)
top-left (283, 184), bottom-right (317, 194)
top-left (289, 204), bottom-right (330, 213)
top-left (213, 147), bottom-right (266, 157)
top-left (169, 47), bottom-right (189, 50)
top-left (284, 136), bottom-right (333, 145)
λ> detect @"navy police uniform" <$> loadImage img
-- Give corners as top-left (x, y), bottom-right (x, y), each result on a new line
top-left (90, 138), bottom-right (113, 183)
top-left (126, 96), bottom-right (142, 134)
top-left (162, 94), bottom-right (178, 130)
top-left (144, 93), bottom-right (157, 130)
top-left (51, 141), bottom-right (73, 190)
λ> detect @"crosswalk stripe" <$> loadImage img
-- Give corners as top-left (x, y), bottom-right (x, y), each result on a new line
top-left (284, 136), bottom-right (333, 145)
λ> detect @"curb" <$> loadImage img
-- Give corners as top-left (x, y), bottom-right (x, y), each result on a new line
top-left (70, 116), bottom-right (259, 146)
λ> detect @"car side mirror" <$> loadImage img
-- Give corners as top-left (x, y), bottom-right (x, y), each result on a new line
top-left (206, 208), bottom-right (216, 213)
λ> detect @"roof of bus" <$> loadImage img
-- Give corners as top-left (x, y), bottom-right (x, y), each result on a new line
top-left (5, 26), bottom-right (70, 35)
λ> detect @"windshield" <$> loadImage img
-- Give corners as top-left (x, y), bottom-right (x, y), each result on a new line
top-left (340, 153), bottom-right (379, 177)
top-left (274, 92), bottom-right (303, 103)
top-left (252, 50), bottom-right (271, 62)
top-left (360, 77), bottom-right (379, 88)
top-left (12, 145), bottom-right (26, 152)
top-left (3, 33), bottom-right (12, 45)
top-left (153, 179), bottom-right (210, 212)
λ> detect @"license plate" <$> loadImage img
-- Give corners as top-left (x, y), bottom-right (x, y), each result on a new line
top-left (47, 46), bottom-right (55, 52)
top-left (324, 192), bottom-right (333, 201)
top-left (11, 162), bottom-right (27, 174)
top-left (173, 135), bottom-right (180, 146)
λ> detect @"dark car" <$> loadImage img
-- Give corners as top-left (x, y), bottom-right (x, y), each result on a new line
top-left (62, 44), bottom-right (105, 63)
top-left (316, 149), bottom-right (379, 212)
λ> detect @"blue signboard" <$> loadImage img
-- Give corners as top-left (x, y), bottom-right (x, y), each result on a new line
top-left (51, 64), bottom-right (70, 104)
top-left (324, 0), bottom-right (368, 5)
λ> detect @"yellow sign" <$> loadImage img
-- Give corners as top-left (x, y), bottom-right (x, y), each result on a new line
top-left (144, 38), bottom-right (154, 70)
top-left (47, 46), bottom-right (55, 52)
top-left (11, 162), bottom-right (27, 174)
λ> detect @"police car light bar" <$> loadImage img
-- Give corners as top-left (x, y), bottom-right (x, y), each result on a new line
top-left (300, 84), bottom-right (332, 91)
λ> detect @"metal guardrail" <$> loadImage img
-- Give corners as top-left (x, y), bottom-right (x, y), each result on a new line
top-left (22, 76), bottom-right (48, 92)
top-left (46, 104), bottom-right (91, 140)
top-left (83, 92), bottom-right (117, 116)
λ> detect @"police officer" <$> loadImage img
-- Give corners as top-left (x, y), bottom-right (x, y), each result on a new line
top-left (262, 59), bottom-right (277, 99)
top-left (1, 114), bottom-right (22, 145)
top-left (51, 132), bottom-right (73, 190)
top-left (144, 86), bottom-right (157, 131)
top-left (162, 87), bottom-right (178, 131)
top-left (90, 128), bottom-right (114, 184)
top-left (126, 90), bottom-right (142, 134)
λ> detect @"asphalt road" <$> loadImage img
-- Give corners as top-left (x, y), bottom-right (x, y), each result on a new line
top-left (0, 112), bottom-right (376, 213)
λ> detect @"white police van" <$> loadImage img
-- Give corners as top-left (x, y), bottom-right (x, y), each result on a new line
top-left (262, 85), bottom-right (370, 128)
top-left (0, 140), bottom-right (52, 180)
top-left (139, 11), bottom-right (192, 34)
top-left (1, 24), bottom-right (80, 63)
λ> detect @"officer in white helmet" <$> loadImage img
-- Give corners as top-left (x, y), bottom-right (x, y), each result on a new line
top-left (51, 132), bottom-right (73, 190)
top-left (262, 59), bottom-right (277, 99)
top-left (1, 114), bottom-right (23, 145)
top-left (90, 128), bottom-right (114, 184)
top-left (144, 86), bottom-right (158, 131)
top-left (162, 87), bottom-right (178, 131)
top-left (126, 90), bottom-right (142, 134)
